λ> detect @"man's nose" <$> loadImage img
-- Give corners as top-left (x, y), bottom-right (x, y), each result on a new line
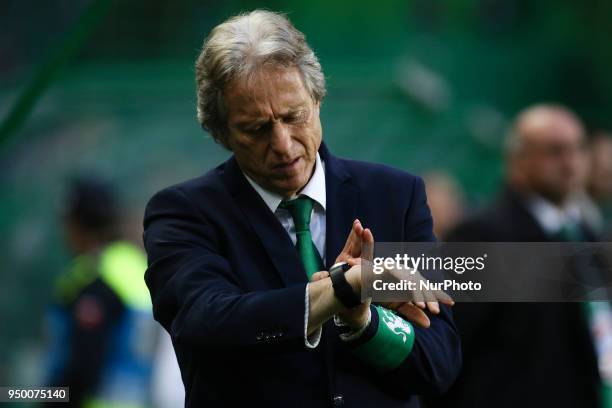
top-left (270, 122), bottom-right (292, 155)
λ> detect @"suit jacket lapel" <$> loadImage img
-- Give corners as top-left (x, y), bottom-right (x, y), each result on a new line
top-left (319, 143), bottom-right (359, 270)
top-left (220, 156), bottom-right (307, 287)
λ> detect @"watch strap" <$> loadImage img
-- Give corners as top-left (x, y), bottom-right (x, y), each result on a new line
top-left (329, 262), bottom-right (361, 308)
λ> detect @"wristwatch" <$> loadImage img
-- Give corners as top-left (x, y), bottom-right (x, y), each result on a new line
top-left (329, 262), bottom-right (361, 308)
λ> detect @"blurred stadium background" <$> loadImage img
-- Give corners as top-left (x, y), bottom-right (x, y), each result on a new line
top-left (1, 0), bottom-right (612, 388)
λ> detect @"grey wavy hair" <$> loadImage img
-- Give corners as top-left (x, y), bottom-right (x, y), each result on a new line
top-left (195, 10), bottom-right (326, 147)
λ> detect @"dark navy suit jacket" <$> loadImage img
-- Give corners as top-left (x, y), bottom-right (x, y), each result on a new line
top-left (143, 143), bottom-right (461, 407)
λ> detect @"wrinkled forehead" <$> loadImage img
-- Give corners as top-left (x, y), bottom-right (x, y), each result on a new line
top-left (223, 65), bottom-right (312, 120)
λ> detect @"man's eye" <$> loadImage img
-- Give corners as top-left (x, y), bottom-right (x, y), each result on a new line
top-left (246, 124), bottom-right (266, 134)
top-left (287, 111), bottom-right (307, 123)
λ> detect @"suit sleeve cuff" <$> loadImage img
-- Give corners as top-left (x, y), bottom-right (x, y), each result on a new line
top-left (304, 283), bottom-right (322, 348)
top-left (350, 305), bottom-right (415, 371)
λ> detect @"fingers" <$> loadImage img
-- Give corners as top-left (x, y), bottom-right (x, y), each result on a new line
top-left (426, 301), bottom-right (440, 314)
top-left (350, 220), bottom-right (364, 258)
top-left (396, 303), bottom-right (431, 328)
top-left (384, 298), bottom-right (445, 328)
top-left (311, 271), bottom-right (330, 282)
top-left (412, 295), bottom-right (446, 314)
top-left (384, 300), bottom-right (438, 318)
top-left (435, 290), bottom-right (455, 306)
top-left (388, 268), bottom-right (453, 311)
top-left (361, 227), bottom-right (374, 261)
top-left (412, 290), bottom-right (426, 306)
top-left (353, 218), bottom-right (364, 235)
top-left (422, 288), bottom-right (439, 310)
top-left (337, 219), bottom-right (365, 264)
top-left (362, 227), bottom-right (374, 243)
top-left (336, 220), bottom-right (376, 266)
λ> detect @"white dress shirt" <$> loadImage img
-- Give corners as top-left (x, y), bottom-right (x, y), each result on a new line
top-left (244, 153), bottom-right (326, 348)
top-left (526, 195), bottom-right (582, 236)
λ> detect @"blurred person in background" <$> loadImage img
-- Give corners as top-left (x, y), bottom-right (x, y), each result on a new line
top-left (150, 329), bottom-right (185, 408)
top-left (576, 131), bottom-right (612, 236)
top-left (423, 171), bottom-right (466, 240)
top-left (426, 104), bottom-right (608, 407)
top-left (45, 176), bottom-right (157, 407)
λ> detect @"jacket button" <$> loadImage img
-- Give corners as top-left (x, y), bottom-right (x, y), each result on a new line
top-left (331, 394), bottom-right (344, 407)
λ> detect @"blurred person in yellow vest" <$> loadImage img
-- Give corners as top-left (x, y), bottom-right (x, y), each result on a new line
top-left (44, 176), bottom-right (157, 408)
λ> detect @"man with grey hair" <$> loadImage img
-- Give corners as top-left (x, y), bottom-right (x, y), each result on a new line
top-left (144, 10), bottom-right (460, 407)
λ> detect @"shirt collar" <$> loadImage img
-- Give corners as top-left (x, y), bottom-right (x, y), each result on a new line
top-left (526, 194), bottom-right (582, 234)
top-left (243, 152), bottom-right (326, 213)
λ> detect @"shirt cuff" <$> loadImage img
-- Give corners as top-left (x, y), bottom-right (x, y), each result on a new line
top-left (334, 308), bottom-right (372, 342)
top-left (304, 283), bottom-right (322, 348)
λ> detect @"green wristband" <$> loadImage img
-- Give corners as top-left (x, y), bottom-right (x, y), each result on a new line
top-left (353, 306), bottom-right (415, 371)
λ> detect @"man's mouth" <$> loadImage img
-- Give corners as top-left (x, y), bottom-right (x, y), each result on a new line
top-left (273, 157), bottom-right (301, 172)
